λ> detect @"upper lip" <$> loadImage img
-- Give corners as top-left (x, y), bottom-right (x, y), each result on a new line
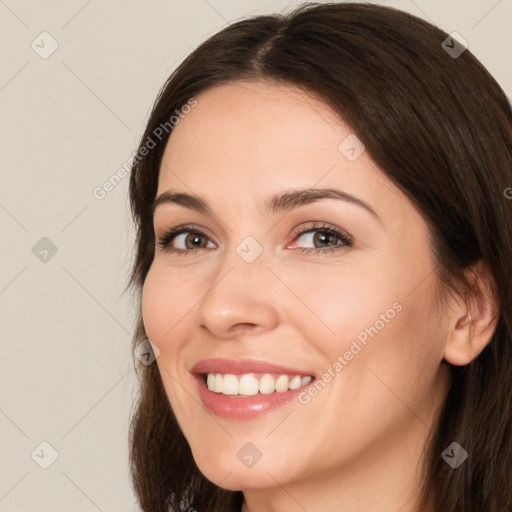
top-left (191, 358), bottom-right (315, 377)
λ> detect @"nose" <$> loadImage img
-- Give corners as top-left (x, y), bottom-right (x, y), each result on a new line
top-left (194, 254), bottom-right (280, 339)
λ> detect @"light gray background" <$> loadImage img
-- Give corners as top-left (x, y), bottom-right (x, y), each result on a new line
top-left (1, 0), bottom-right (510, 510)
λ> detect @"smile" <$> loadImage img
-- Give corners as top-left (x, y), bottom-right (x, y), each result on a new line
top-left (205, 372), bottom-right (313, 396)
top-left (190, 358), bottom-right (317, 419)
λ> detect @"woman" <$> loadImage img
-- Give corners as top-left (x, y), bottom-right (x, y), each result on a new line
top-left (127, 2), bottom-right (512, 511)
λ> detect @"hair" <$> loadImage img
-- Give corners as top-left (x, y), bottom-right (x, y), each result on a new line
top-left (127, 2), bottom-right (512, 511)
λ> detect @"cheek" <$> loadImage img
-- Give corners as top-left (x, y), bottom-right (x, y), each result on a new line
top-left (141, 269), bottom-right (164, 342)
top-left (141, 266), bottom-right (199, 421)
top-left (141, 264), bottom-right (192, 346)
top-left (282, 258), bottom-right (442, 382)
top-left (280, 264), bottom-right (400, 350)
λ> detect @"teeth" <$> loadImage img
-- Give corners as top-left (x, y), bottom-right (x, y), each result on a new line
top-left (239, 374), bottom-right (259, 396)
top-left (275, 375), bottom-right (289, 392)
top-left (289, 375), bottom-right (302, 390)
top-left (223, 374), bottom-right (238, 395)
top-left (301, 376), bottom-right (312, 387)
top-left (205, 372), bottom-right (314, 396)
top-left (259, 374), bottom-right (275, 394)
top-left (214, 373), bottom-right (223, 393)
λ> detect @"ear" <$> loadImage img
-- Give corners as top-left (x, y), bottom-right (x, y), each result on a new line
top-left (443, 259), bottom-right (499, 366)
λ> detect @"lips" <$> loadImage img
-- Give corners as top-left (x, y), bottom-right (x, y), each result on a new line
top-left (190, 358), bottom-right (316, 420)
top-left (190, 358), bottom-right (316, 377)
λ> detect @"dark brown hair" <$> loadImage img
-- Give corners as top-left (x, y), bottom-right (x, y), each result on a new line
top-left (127, 2), bottom-right (512, 511)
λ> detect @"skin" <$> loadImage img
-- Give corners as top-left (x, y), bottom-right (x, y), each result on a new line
top-left (141, 80), bottom-right (495, 512)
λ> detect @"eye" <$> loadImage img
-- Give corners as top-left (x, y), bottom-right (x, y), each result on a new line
top-left (156, 222), bottom-right (353, 256)
top-left (289, 223), bottom-right (353, 254)
top-left (156, 225), bottom-right (215, 255)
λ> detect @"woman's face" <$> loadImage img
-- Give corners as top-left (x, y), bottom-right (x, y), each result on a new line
top-left (142, 81), bottom-right (452, 495)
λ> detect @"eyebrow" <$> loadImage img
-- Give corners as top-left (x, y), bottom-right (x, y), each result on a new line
top-left (151, 188), bottom-right (381, 222)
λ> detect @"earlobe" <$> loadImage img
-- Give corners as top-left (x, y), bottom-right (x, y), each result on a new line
top-left (443, 261), bottom-right (499, 367)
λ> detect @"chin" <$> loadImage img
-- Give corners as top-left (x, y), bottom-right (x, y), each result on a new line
top-left (191, 449), bottom-right (295, 491)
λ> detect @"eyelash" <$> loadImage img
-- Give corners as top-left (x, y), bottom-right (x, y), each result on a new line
top-left (155, 222), bottom-right (353, 256)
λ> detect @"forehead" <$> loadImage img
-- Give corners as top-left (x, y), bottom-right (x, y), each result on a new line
top-left (157, 80), bottom-right (412, 224)
top-left (162, 80), bottom-right (345, 163)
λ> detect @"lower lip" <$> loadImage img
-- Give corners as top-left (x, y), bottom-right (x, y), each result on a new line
top-left (193, 374), bottom-right (313, 420)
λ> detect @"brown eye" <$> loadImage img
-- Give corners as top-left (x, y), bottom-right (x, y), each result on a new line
top-left (311, 230), bottom-right (339, 248)
top-left (182, 232), bottom-right (208, 249)
top-left (157, 227), bottom-right (215, 253)
top-left (294, 225), bottom-right (353, 252)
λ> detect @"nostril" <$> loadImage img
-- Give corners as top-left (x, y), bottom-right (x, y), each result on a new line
top-left (229, 323), bottom-right (260, 334)
top-left (234, 322), bottom-right (257, 329)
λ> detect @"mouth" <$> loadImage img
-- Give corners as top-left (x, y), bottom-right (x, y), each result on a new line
top-left (190, 358), bottom-right (317, 419)
top-left (201, 372), bottom-right (315, 396)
